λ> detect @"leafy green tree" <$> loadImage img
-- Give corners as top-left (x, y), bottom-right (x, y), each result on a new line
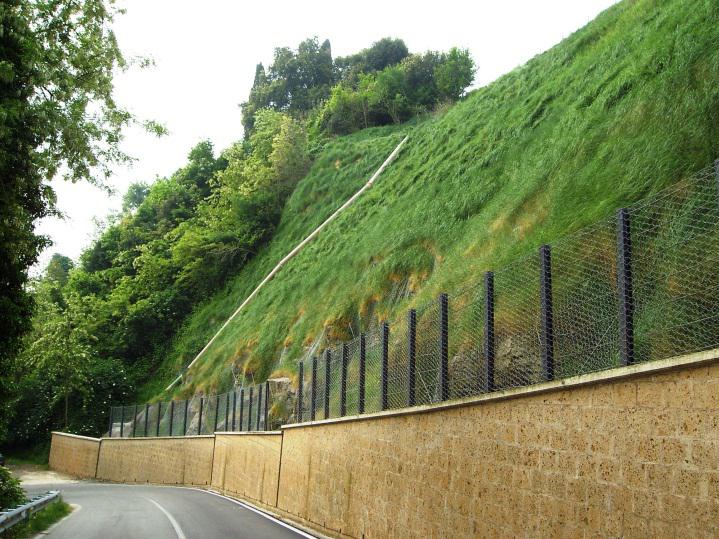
top-left (122, 182), bottom-right (151, 213)
top-left (435, 48), bottom-right (475, 101)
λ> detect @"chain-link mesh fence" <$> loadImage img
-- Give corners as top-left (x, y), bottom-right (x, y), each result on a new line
top-left (110, 163), bottom-right (719, 436)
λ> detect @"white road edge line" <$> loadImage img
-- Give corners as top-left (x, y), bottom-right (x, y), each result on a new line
top-left (189, 488), bottom-right (316, 538)
top-left (144, 497), bottom-right (187, 539)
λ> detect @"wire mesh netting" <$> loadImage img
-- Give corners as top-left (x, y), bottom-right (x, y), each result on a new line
top-left (110, 163), bottom-right (719, 436)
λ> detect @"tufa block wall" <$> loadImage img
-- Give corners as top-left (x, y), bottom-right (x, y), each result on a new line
top-left (48, 432), bottom-right (101, 479)
top-left (96, 436), bottom-right (215, 486)
top-left (277, 358), bottom-right (719, 538)
top-left (210, 432), bottom-right (283, 507)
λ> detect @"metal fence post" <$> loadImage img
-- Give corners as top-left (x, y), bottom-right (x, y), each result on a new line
top-left (197, 398), bottom-right (203, 435)
top-left (239, 389), bottom-right (245, 431)
top-left (408, 309), bottom-right (417, 406)
top-left (359, 333), bottom-right (366, 413)
top-left (310, 357), bottom-right (317, 421)
top-left (324, 350), bottom-right (331, 419)
top-left (297, 362), bottom-right (303, 423)
top-left (156, 402), bottom-right (162, 436)
top-left (108, 407), bottom-right (113, 438)
top-left (617, 208), bottom-right (635, 366)
top-left (439, 293), bottom-right (449, 401)
top-left (483, 271), bottom-right (495, 392)
top-left (340, 345), bottom-right (348, 416)
top-left (132, 405), bottom-right (138, 437)
top-left (214, 395), bottom-right (220, 432)
top-left (225, 394), bottom-right (230, 430)
top-left (169, 401), bottom-right (175, 437)
top-left (183, 400), bottom-right (189, 436)
top-left (540, 245), bottom-right (554, 381)
top-left (381, 322), bottom-right (389, 411)
top-left (119, 406), bottom-right (124, 438)
top-left (231, 391), bottom-right (237, 431)
top-left (256, 385), bottom-right (263, 430)
top-left (264, 381), bottom-right (270, 431)
top-left (144, 403), bottom-right (150, 437)
top-left (248, 387), bottom-right (254, 431)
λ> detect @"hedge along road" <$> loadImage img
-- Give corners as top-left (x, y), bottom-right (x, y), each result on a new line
top-left (23, 482), bottom-right (314, 539)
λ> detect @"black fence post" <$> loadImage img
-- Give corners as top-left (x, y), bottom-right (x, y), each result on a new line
top-left (239, 389), bottom-right (245, 431)
top-left (197, 398), bottom-right (203, 435)
top-left (264, 381), bottom-right (270, 431)
top-left (248, 387), bottom-right (254, 431)
top-left (213, 395), bottom-right (220, 433)
top-left (381, 322), bottom-right (389, 411)
top-left (483, 271), bottom-right (495, 392)
top-left (155, 402), bottom-right (162, 436)
top-left (310, 357), bottom-right (317, 421)
top-left (439, 293), bottom-right (449, 401)
top-left (108, 407), bottom-right (113, 437)
top-left (169, 401), bottom-right (175, 437)
top-left (539, 245), bottom-right (554, 381)
top-left (225, 394), bottom-right (230, 430)
top-left (183, 400), bottom-right (189, 436)
top-left (231, 391), bottom-right (237, 431)
top-left (340, 345), bottom-right (348, 416)
top-left (256, 386), bottom-right (262, 430)
top-left (144, 403), bottom-right (150, 437)
top-left (132, 405), bottom-right (138, 437)
top-left (359, 333), bottom-right (366, 413)
top-left (119, 406), bottom-right (124, 438)
top-left (324, 350), bottom-right (331, 419)
top-left (617, 208), bottom-right (635, 366)
top-left (408, 309), bottom-right (417, 406)
top-left (297, 362), bottom-right (304, 423)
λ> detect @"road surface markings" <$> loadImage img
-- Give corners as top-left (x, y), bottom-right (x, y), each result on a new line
top-left (144, 497), bottom-right (187, 539)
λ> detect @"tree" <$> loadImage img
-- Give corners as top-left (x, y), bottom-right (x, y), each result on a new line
top-left (0, 0), bottom-right (160, 383)
top-left (435, 48), bottom-right (475, 102)
top-left (122, 182), bottom-right (151, 213)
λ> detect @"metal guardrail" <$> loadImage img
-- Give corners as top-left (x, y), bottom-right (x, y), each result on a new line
top-left (0, 490), bottom-right (60, 534)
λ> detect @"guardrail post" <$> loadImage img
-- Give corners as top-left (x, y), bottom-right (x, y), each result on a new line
top-left (183, 400), bottom-right (189, 436)
top-left (540, 245), bottom-right (554, 381)
top-left (256, 385), bottom-right (263, 430)
top-left (381, 322), bottom-right (389, 411)
top-left (297, 361), bottom-right (304, 423)
top-left (359, 333), bottom-right (366, 413)
top-left (119, 406), bottom-right (124, 438)
top-left (617, 208), bottom-right (635, 366)
top-left (197, 398), bottom-right (203, 435)
top-left (324, 350), bottom-right (331, 419)
top-left (248, 387), bottom-right (254, 431)
top-left (340, 345), bottom-right (348, 416)
top-left (439, 293), bottom-right (449, 401)
top-left (310, 357), bottom-right (317, 421)
top-left (169, 401), bottom-right (175, 437)
top-left (264, 381), bottom-right (270, 431)
top-left (239, 389), bottom-right (245, 431)
top-left (144, 403), bottom-right (150, 437)
top-left (484, 271), bottom-right (495, 392)
top-left (108, 408), bottom-right (113, 438)
top-left (408, 309), bottom-right (417, 406)
top-left (231, 391), bottom-right (237, 431)
top-left (132, 405), bottom-right (138, 437)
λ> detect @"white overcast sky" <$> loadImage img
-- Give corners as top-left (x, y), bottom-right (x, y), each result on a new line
top-left (34, 0), bottom-right (619, 273)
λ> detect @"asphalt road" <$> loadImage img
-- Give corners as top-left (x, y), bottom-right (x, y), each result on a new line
top-left (24, 482), bottom-right (314, 539)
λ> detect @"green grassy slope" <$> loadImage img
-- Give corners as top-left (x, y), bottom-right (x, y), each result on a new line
top-left (154, 0), bottom-right (719, 398)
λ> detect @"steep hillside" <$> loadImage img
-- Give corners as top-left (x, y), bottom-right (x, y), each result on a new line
top-left (160, 0), bottom-right (719, 398)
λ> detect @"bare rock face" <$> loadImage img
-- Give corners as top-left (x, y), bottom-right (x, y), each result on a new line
top-left (267, 377), bottom-right (295, 427)
top-left (449, 348), bottom-right (482, 398)
top-left (494, 334), bottom-right (540, 388)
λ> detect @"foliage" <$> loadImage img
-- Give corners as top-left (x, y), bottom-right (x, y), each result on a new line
top-left (0, 466), bottom-right (25, 510)
top-left (0, 0), bottom-right (158, 441)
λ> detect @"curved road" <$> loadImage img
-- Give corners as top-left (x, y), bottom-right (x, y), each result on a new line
top-left (25, 482), bottom-right (314, 538)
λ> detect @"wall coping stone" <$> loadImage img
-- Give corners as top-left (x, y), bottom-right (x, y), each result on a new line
top-left (214, 431), bottom-right (282, 436)
top-left (283, 346), bottom-right (719, 430)
top-left (51, 431), bottom-right (101, 442)
top-left (100, 434), bottom-right (215, 440)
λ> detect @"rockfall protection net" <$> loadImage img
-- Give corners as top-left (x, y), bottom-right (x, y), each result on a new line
top-left (109, 163), bottom-right (719, 436)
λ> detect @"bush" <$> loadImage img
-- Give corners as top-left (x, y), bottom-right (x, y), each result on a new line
top-left (0, 466), bottom-right (26, 510)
